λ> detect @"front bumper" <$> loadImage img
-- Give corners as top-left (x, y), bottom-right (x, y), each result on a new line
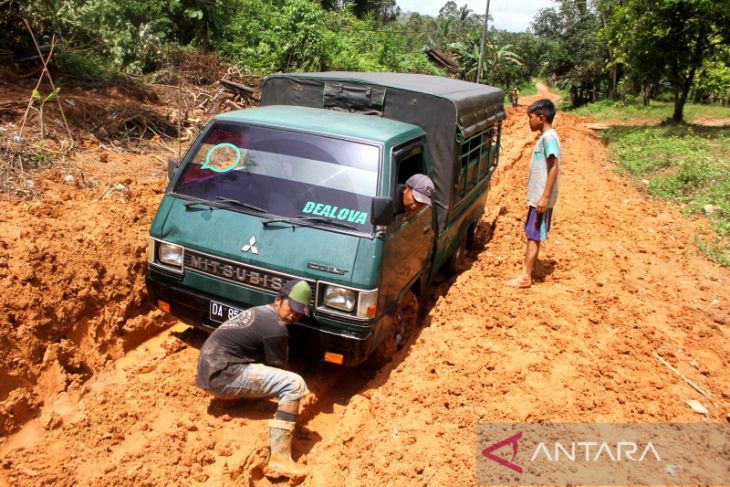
top-left (145, 269), bottom-right (380, 366)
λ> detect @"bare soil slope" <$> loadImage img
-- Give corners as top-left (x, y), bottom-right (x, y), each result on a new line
top-left (0, 83), bottom-right (728, 486)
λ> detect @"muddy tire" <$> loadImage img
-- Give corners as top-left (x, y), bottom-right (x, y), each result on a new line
top-left (366, 290), bottom-right (419, 369)
top-left (465, 224), bottom-right (482, 251)
top-left (444, 236), bottom-right (467, 275)
top-left (396, 290), bottom-right (420, 341)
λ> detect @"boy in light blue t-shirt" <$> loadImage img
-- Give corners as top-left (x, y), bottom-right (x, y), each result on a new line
top-left (505, 99), bottom-right (560, 288)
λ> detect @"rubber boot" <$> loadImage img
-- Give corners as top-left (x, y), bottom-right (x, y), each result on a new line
top-left (264, 419), bottom-right (307, 483)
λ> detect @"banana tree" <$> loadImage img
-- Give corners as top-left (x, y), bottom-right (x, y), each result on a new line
top-left (447, 38), bottom-right (522, 83)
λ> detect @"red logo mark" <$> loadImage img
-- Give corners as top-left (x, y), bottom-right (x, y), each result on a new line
top-left (482, 432), bottom-right (523, 474)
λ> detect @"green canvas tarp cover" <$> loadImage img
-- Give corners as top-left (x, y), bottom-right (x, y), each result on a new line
top-left (260, 72), bottom-right (506, 229)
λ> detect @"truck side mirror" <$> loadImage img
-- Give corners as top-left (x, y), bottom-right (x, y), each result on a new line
top-left (371, 196), bottom-right (394, 226)
top-left (167, 159), bottom-right (178, 181)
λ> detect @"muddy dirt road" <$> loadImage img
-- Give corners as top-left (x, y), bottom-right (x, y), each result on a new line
top-left (1, 84), bottom-right (728, 486)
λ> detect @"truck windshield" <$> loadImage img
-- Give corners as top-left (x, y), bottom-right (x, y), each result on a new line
top-left (172, 122), bottom-right (380, 233)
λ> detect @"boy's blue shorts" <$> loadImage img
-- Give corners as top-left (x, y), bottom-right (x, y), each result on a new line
top-left (524, 206), bottom-right (553, 241)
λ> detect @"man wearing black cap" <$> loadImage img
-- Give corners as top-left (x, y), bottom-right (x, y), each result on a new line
top-left (396, 173), bottom-right (435, 215)
top-left (196, 279), bottom-right (312, 482)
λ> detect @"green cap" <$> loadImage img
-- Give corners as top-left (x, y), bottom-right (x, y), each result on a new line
top-left (280, 280), bottom-right (312, 316)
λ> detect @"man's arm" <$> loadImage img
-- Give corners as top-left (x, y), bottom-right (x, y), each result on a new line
top-left (537, 154), bottom-right (558, 214)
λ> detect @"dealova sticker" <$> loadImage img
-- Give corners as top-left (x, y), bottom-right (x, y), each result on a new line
top-left (302, 201), bottom-right (368, 224)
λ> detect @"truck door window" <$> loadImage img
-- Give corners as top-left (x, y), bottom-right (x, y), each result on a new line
top-left (393, 141), bottom-right (426, 217)
top-left (394, 142), bottom-right (425, 185)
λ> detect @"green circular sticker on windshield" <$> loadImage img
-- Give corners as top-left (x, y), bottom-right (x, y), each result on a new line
top-left (201, 143), bottom-right (241, 173)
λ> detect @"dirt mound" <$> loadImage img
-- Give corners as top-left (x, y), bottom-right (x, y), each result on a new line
top-left (0, 73), bottom-right (260, 439)
top-left (0, 79), bottom-right (183, 435)
top-left (0, 155), bottom-right (171, 435)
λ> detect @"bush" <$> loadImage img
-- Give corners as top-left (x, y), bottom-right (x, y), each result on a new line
top-left (54, 52), bottom-right (120, 83)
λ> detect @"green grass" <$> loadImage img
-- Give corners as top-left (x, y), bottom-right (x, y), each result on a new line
top-left (551, 84), bottom-right (572, 111)
top-left (601, 123), bottom-right (730, 266)
top-left (518, 80), bottom-right (539, 97)
top-left (572, 98), bottom-right (730, 123)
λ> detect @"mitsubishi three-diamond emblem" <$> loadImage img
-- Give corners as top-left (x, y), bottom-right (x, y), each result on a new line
top-left (241, 235), bottom-right (259, 255)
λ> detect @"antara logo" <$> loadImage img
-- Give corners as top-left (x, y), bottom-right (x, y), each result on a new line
top-left (482, 432), bottom-right (523, 474)
top-left (241, 236), bottom-right (259, 255)
top-left (482, 431), bottom-right (663, 475)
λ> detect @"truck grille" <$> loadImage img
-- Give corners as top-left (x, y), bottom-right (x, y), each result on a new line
top-left (184, 249), bottom-right (308, 295)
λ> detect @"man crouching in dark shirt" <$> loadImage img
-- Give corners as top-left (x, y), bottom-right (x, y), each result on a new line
top-left (196, 279), bottom-right (312, 483)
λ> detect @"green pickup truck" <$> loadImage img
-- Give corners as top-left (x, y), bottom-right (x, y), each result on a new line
top-left (146, 72), bottom-right (505, 366)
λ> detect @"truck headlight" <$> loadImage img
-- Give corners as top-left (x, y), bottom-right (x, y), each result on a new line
top-left (320, 285), bottom-right (378, 319)
top-left (323, 286), bottom-right (356, 312)
top-left (158, 242), bottom-right (184, 267)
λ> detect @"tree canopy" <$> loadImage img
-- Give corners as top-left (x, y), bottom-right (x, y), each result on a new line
top-left (606, 0), bottom-right (730, 121)
top-left (3, 0), bottom-right (729, 120)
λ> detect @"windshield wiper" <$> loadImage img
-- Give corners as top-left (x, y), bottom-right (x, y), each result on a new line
top-left (184, 197), bottom-right (217, 210)
top-left (215, 197), bottom-right (266, 213)
top-left (299, 216), bottom-right (358, 230)
top-left (183, 197), bottom-right (265, 214)
top-left (262, 215), bottom-right (357, 231)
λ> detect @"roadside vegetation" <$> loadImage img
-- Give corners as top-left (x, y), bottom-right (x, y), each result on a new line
top-left (2, 0), bottom-right (728, 120)
top-left (597, 119), bottom-right (730, 266)
top-left (574, 100), bottom-right (730, 125)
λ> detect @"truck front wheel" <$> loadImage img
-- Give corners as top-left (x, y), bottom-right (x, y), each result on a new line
top-left (445, 236), bottom-right (467, 275)
top-left (366, 290), bottom-right (419, 369)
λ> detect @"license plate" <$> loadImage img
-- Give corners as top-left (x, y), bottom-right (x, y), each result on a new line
top-left (209, 300), bottom-right (242, 324)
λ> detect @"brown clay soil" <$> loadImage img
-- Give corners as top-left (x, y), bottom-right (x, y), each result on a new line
top-left (0, 81), bottom-right (728, 486)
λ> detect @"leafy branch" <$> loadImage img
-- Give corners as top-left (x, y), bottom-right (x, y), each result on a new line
top-left (29, 88), bottom-right (61, 139)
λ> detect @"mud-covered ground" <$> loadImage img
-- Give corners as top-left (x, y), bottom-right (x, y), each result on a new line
top-left (0, 83), bottom-right (728, 486)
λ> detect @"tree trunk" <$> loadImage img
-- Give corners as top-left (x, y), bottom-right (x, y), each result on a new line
top-left (673, 26), bottom-right (706, 122)
top-left (673, 69), bottom-right (696, 123)
top-left (641, 83), bottom-right (650, 106)
top-left (672, 90), bottom-right (685, 123)
top-left (609, 64), bottom-right (617, 100)
top-left (600, 9), bottom-right (617, 100)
